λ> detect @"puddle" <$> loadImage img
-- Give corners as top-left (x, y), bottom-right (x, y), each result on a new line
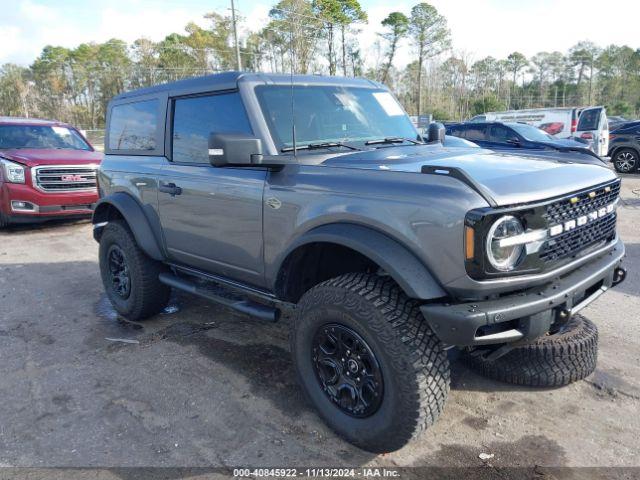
top-left (586, 369), bottom-right (640, 400)
top-left (90, 295), bottom-right (144, 348)
top-left (162, 305), bottom-right (180, 315)
top-left (161, 291), bottom-right (182, 315)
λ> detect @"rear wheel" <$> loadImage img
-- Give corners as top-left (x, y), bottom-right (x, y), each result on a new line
top-left (464, 315), bottom-right (598, 387)
top-left (98, 220), bottom-right (170, 320)
top-left (291, 273), bottom-right (450, 453)
top-left (613, 148), bottom-right (638, 173)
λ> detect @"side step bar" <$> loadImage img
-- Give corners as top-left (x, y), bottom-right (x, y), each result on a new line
top-left (159, 273), bottom-right (279, 322)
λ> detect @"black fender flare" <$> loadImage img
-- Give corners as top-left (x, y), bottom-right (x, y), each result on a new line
top-left (92, 192), bottom-right (164, 261)
top-left (278, 223), bottom-right (447, 300)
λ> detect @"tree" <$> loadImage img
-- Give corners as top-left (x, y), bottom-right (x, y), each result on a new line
top-left (313, 0), bottom-right (366, 76)
top-left (408, 3), bottom-right (451, 116)
top-left (470, 95), bottom-right (504, 116)
top-left (505, 51), bottom-right (527, 107)
top-left (0, 64), bottom-right (32, 117)
top-left (380, 12), bottom-right (409, 85)
top-left (269, 0), bottom-right (322, 74)
top-left (569, 41), bottom-right (598, 87)
top-left (337, 0), bottom-right (367, 76)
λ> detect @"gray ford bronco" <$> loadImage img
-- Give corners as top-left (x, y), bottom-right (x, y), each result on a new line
top-left (94, 72), bottom-right (627, 453)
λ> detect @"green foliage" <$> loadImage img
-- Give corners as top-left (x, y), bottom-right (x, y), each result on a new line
top-left (471, 95), bottom-right (505, 116)
top-left (0, 2), bottom-right (638, 128)
top-left (380, 12), bottom-right (409, 84)
top-left (408, 3), bottom-right (451, 115)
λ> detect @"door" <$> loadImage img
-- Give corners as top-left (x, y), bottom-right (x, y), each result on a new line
top-left (460, 124), bottom-right (489, 147)
top-left (158, 91), bottom-right (267, 287)
top-left (485, 124), bottom-right (523, 151)
top-left (577, 107), bottom-right (608, 156)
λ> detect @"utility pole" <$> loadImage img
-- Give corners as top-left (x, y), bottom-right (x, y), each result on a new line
top-left (588, 51), bottom-right (594, 105)
top-left (230, 0), bottom-right (242, 71)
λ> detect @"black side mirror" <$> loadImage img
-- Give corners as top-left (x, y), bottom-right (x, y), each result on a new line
top-left (427, 122), bottom-right (446, 144)
top-left (208, 132), bottom-right (296, 170)
top-left (209, 132), bottom-right (262, 167)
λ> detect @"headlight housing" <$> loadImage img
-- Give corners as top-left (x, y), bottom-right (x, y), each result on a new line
top-left (485, 215), bottom-right (525, 271)
top-left (0, 159), bottom-right (26, 184)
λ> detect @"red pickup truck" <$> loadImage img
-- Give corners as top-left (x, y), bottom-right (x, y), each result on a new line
top-left (0, 117), bottom-right (101, 228)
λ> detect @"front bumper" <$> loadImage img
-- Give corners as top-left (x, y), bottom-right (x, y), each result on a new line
top-left (421, 238), bottom-right (626, 346)
top-left (0, 182), bottom-right (97, 221)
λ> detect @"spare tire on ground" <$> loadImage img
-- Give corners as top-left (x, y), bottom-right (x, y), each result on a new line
top-left (463, 314), bottom-right (598, 387)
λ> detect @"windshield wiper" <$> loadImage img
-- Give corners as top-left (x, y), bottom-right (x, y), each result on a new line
top-left (281, 141), bottom-right (361, 153)
top-left (364, 137), bottom-right (423, 146)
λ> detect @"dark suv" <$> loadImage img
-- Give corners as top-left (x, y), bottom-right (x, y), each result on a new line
top-left (446, 121), bottom-right (602, 163)
top-left (608, 121), bottom-right (640, 173)
top-left (94, 73), bottom-right (626, 453)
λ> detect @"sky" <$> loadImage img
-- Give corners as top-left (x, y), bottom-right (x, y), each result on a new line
top-left (2, 0), bottom-right (639, 68)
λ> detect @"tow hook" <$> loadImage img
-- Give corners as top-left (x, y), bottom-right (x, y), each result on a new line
top-left (613, 267), bottom-right (627, 287)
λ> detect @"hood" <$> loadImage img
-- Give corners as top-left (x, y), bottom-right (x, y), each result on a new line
top-left (0, 148), bottom-right (102, 167)
top-left (536, 138), bottom-right (597, 155)
top-left (552, 138), bottom-right (590, 148)
top-left (319, 145), bottom-right (617, 206)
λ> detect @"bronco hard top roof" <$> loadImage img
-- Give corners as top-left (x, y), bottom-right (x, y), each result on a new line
top-left (112, 71), bottom-right (383, 101)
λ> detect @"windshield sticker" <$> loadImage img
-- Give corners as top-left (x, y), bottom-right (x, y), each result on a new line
top-left (52, 126), bottom-right (71, 136)
top-left (373, 92), bottom-right (404, 116)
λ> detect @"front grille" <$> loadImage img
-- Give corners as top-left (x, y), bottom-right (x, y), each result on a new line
top-left (539, 180), bottom-right (620, 263)
top-left (33, 165), bottom-right (98, 193)
top-left (542, 181), bottom-right (620, 224)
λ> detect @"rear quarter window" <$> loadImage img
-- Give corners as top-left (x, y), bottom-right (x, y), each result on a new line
top-left (108, 99), bottom-right (160, 152)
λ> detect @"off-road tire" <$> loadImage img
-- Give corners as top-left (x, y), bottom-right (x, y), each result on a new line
top-left (99, 220), bottom-right (170, 321)
top-left (291, 273), bottom-right (450, 453)
top-left (464, 314), bottom-right (598, 387)
top-left (613, 148), bottom-right (639, 173)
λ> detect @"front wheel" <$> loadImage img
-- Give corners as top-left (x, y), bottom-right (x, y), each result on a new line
top-left (291, 273), bottom-right (450, 453)
top-left (99, 220), bottom-right (171, 320)
top-left (613, 148), bottom-right (638, 173)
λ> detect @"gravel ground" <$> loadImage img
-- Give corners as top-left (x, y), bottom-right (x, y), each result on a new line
top-left (0, 173), bottom-right (638, 478)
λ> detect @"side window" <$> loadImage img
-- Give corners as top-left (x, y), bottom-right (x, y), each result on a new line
top-left (108, 99), bottom-right (159, 151)
top-left (577, 109), bottom-right (601, 131)
top-left (172, 92), bottom-right (252, 164)
top-left (463, 125), bottom-right (487, 141)
top-left (490, 125), bottom-right (517, 143)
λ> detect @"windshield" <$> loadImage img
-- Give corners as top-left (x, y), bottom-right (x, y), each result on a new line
top-left (255, 85), bottom-right (419, 152)
top-left (506, 123), bottom-right (553, 142)
top-left (0, 125), bottom-right (91, 150)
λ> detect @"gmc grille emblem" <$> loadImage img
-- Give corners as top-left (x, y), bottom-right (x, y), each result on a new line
top-left (61, 174), bottom-right (86, 182)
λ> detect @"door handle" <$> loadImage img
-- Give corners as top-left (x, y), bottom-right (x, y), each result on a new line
top-left (159, 182), bottom-right (182, 196)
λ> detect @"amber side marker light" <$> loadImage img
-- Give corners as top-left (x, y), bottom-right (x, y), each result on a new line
top-left (465, 225), bottom-right (475, 260)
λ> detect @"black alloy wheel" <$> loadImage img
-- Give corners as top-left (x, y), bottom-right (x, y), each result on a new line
top-left (614, 149), bottom-right (638, 173)
top-left (312, 323), bottom-right (384, 418)
top-left (107, 244), bottom-right (131, 299)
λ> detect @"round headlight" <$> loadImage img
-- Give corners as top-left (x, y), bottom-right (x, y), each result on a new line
top-left (486, 215), bottom-right (525, 271)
